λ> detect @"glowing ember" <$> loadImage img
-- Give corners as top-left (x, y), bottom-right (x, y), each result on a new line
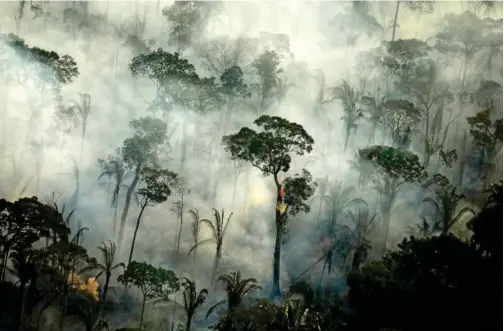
top-left (68, 272), bottom-right (99, 302)
top-left (277, 177), bottom-right (287, 214)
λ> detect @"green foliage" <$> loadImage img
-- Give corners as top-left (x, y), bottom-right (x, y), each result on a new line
top-left (252, 51), bottom-right (282, 109)
top-left (130, 49), bottom-right (198, 111)
top-left (162, 1), bottom-right (215, 52)
top-left (466, 109), bottom-right (503, 155)
top-left (220, 66), bottom-right (250, 98)
top-left (206, 270), bottom-right (262, 319)
top-left (138, 167), bottom-right (178, 205)
top-left (282, 169), bottom-right (316, 216)
top-left (0, 197), bottom-right (70, 253)
top-left (359, 146), bottom-right (426, 183)
top-left (0, 33), bottom-right (79, 87)
top-left (222, 115), bottom-right (314, 176)
top-left (381, 39), bottom-right (431, 86)
top-left (130, 49), bottom-right (198, 84)
top-left (122, 117), bottom-right (168, 169)
top-left (118, 261), bottom-right (180, 300)
top-left (421, 174), bottom-right (476, 234)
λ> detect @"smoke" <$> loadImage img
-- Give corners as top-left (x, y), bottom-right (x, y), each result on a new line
top-left (0, 0), bottom-right (501, 329)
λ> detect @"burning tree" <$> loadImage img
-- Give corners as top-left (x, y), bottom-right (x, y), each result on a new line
top-left (222, 115), bottom-right (316, 300)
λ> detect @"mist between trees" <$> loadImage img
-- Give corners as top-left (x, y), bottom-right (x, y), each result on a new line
top-left (0, 1), bottom-right (502, 331)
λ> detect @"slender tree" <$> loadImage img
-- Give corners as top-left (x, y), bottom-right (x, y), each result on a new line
top-left (188, 208), bottom-right (232, 283)
top-left (128, 167), bottom-right (178, 265)
top-left (329, 80), bottom-right (363, 151)
top-left (181, 278), bottom-right (208, 331)
top-left (117, 117), bottom-right (168, 250)
top-left (118, 261), bottom-right (180, 329)
top-left (222, 115), bottom-right (316, 300)
top-left (252, 51), bottom-right (282, 114)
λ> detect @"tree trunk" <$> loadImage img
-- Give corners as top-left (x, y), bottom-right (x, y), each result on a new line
top-left (176, 194), bottom-right (184, 254)
top-left (343, 126), bottom-right (351, 152)
top-left (128, 200), bottom-right (148, 264)
top-left (271, 175), bottom-right (283, 300)
top-left (186, 312), bottom-right (192, 331)
top-left (391, 1), bottom-right (400, 42)
top-left (103, 274), bottom-right (110, 301)
top-left (118, 166), bottom-right (141, 250)
top-left (139, 297), bottom-right (146, 328)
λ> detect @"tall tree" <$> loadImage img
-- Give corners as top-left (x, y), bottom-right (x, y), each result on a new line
top-left (187, 208), bottom-right (201, 265)
top-left (66, 93), bottom-right (92, 165)
top-left (381, 99), bottom-right (422, 149)
top-left (390, 1), bottom-right (434, 42)
top-left (402, 59), bottom-right (454, 167)
top-left (128, 167), bottom-right (178, 264)
top-left (358, 146), bottom-right (426, 251)
top-left (97, 153), bottom-right (131, 238)
top-left (329, 80), bottom-right (364, 151)
top-left (118, 261), bottom-right (180, 329)
top-left (222, 115), bottom-right (316, 300)
top-left (252, 51), bottom-right (282, 114)
top-left (163, 1), bottom-right (201, 54)
top-left (188, 208), bottom-right (232, 283)
top-left (129, 49), bottom-right (198, 115)
top-left (466, 109), bottom-right (503, 187)
top-left (118, 117), bottom-right (168, 250)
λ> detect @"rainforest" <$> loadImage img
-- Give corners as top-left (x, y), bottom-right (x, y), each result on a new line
top-left (0, 1), bottom-right (502, 331)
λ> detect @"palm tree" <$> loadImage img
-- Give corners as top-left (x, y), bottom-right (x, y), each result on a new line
top-left (319, 180), bottom-right (366, 228)
top-left (329, 81), bottom-right (363, 151)
top-left (188, 208), bottom-right (233, 283)
top-left (67, 93), bottom-right (92, 165)
top-left (97, 156), bottom-right (133, 239)
top-left (311, 176), bottom-right (331, 224)
top-left (182, 278), bottom-right (208, 331)
top-left (422, 186), bottom-right (476, 235)
top-left (347, 208), bottom-right (377, 272)
top-left (80, 241), bottom-right (125, 302)
top-left (187, 209), bottom-right (201, 265)
top-left (205, 270), bottom-right (262, 318)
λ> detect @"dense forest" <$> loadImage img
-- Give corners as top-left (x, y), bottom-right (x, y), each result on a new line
top-left (0, 1), bottom-right (502, 330)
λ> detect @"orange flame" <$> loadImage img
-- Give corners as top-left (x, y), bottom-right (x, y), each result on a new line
top-left (277, 177), bottom-right (287, 213)
top-left (68, 272), bottom-right (99, 302)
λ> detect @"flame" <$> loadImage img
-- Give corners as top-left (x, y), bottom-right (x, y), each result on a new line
top-left (277, 177), bottom-right (287, 214)
top-left (68, 272), bottom-right (99, 302)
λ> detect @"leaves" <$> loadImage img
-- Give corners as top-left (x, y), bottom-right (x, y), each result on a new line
top-left (222, 115), bottom-right (314, 176)
top-left (359, 145), bottom-right (427, 183)
top-left (118, 261), bottom-right (180, 300)
top-left (122, 117), bottom-right (168, 169)
top-left (137, 167), bottom-right (178, 206)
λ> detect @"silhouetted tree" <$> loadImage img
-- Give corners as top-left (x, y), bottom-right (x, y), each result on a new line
top-left (222, 115), bottom-right (316, 300)
top-left (118, 261), bottom-right (179, 328)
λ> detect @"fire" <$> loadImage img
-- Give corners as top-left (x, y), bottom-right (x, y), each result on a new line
top-left (67, 272), bottom-right (99, 302)
top-left (277, 177), bottom-right (287, 214)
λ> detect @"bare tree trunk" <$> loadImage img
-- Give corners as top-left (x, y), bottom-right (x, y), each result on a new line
top-left (118, 166), bottom-right (141, 250)
top-left (391, 1), bottom-right (400, 42)
top-left (128, 200), bottom-right (148, 264)
top-left (176, 193), bottom-right (184, 254)
top-left (271, 175), bottom-right (283, 300)
top-left (139, 297), bottom-right (146, 328)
